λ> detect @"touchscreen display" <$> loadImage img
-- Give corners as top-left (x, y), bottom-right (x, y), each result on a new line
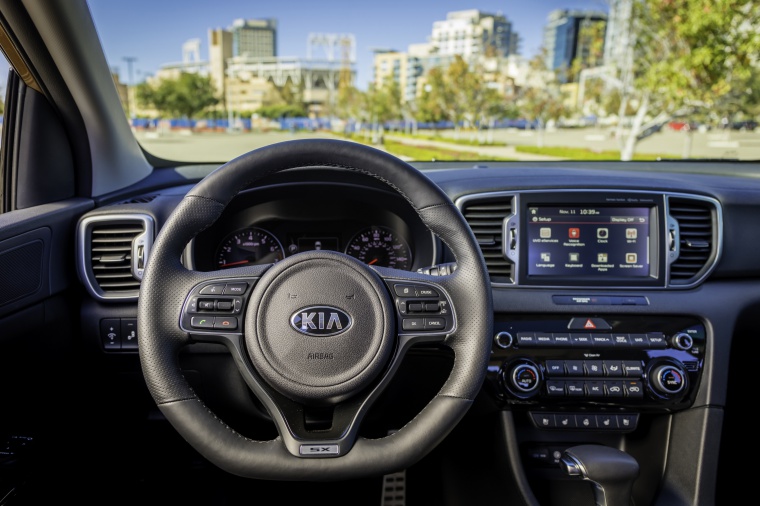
top-left (526, 206), bottom-right (650, 277)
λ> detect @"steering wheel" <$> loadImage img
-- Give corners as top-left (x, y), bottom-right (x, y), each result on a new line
top-left (137, 139), bottom-right (493, 480)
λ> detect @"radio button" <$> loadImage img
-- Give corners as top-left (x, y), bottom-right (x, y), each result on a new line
top-left (622, 361), bottom-right (644, 377)
top-left (566, 381), bottom-right (585, 396)
top-left (630, 334), bottom-right (650, 348)
top-left (647, 332), bottom-right (667, 348)
top-left (566, 360), bottom-right (584, 376)
top-left (584, 360), bottom-right (604, 376)
top-left (545, 360), bottom-right (565, 376)
top-left (570, 333), bottom-right (593, 347)
top-left (517, 332), bottom-right (537, 347)
top-left (591, 334), bottom-right (613, 346)
top-left (612, 333), bottom-right (632, 346)
top-left (553, 333), bottom-right (571, 346)
top-left (604, 361), bottom-right (624, 376)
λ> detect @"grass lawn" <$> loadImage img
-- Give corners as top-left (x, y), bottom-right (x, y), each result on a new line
top-left (383, 140), bottom-right (515, 161)
top-left (514, 145), bottom-right (674, 161)
top-left (392, 131), bottom-right (508, 147)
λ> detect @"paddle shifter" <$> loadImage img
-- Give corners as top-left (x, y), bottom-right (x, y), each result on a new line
top-left (559, 445), bottom-right (640, 506)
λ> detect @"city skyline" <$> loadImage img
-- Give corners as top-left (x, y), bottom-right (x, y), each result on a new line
top-left (87, 0), bottom-right (610, 90)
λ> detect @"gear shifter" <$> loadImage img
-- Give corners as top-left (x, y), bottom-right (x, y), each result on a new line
top-left (559, 445), bottom-right (639, 506)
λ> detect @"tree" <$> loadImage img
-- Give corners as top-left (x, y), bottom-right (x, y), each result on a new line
top-left (135, 72), bottom-right (219, 120)
top-left (517, 52), bottom-right (570, 146)
top-left (419, 56), bottom-right (473, 138)
top-left (615, 0), bottom-right (760, 160)
top-left (364, 80), bottom-right (402, 144)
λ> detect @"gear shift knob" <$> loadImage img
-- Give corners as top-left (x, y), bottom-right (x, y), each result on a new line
top-left (560, 445), bottom-right (639, 506)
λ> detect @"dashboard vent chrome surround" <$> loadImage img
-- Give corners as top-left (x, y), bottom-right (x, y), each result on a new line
top-left (76, 214), bottom-right (154, 301)
top-left (456, 193), bottom-right (515, 284)
top-left (666, 195), bottom-right (722, 287)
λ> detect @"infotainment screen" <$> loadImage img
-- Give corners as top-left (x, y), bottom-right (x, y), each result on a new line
top-left (526, 206), bottom-right (651, 277)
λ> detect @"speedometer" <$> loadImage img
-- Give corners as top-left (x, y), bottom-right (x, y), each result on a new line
top-left (216, 227), bottom-right (284, 269)
top-left (345, 226), bottom-right (412, 270)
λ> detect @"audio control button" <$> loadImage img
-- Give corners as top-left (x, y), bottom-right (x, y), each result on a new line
top-left (570, 333), bottom-right (593, 347)
top-left (535, 333), bottom-right (554, 346)
top-left (494, 331), bottom-right (514, 349)
top-left (553, 333), bottom-right (571, 346)
top-left (612, 334), bottom-right (631, 346)
top-left (671, 332), bottom-right (694, 351)
top-left (591, 334), bottom-right (613, 346)
top-left (517, 332), bottom-right (537, 347)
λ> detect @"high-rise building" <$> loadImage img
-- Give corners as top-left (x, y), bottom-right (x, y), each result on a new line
top-left (603, 0), bottom-right (634, 71)
top-left (543, 9), bottom-right (607, 81)
top-left (429, 10), bottom-right (519, 60)
top-left (209, 28), bottom-right (233, 100)
top-left (230, 18), bottom-right (277, 58)
top-left (372, 50), bottom-right (424, 103)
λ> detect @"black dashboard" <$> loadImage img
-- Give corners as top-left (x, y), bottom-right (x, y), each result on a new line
top-left (72, 162), bottom-right (760, 505)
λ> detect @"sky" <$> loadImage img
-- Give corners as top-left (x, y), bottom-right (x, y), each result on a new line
top-left (84, 0), bottom-right (610, 89)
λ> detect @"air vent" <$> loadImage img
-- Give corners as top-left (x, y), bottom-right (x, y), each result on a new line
top-left (116, 194), bottom-right (158, 205)
top-left (460, 196), bottom-right (514, 283)
top-left (77, 214), bottom-right (154, 301)
top-left (668, 197), bottom-right (719, 286)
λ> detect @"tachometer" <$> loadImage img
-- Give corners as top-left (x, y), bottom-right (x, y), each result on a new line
top-left (215, 227), bottom-right (284, 269)
top-left (345, 226), bottom-right (412, 270)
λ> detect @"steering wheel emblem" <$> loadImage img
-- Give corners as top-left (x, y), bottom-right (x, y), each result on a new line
top-left (290, 306), bottom-right (352, 337)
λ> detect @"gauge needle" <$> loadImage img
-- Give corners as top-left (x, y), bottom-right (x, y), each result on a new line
top-left (368, 258), bottom-right (379, 265)
top-left (220, 260), bottom-right (250, 268)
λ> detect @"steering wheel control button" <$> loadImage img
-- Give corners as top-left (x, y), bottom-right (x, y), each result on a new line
top-left (424, 303), bottom-right (439, 312)
top-left (568, 317), bottom-right (612, 330)
top-left (408, 302), bottom-right (424, 312)
top-left (402, 318), bottom-right (424, 331)
top-left (199, 284), bottom-right (225, 295)
top-left (191, 317), bottom-right (215, 329)
top-left (213, 317), bottom-right (238, 330)
top-left (223, 282), bottom-right (248, 295)
top-left (199, 300), bottom-right (215, 310)
top-left (393, 284), bottom-right (416, 297)
top-left (424, 317), bottom-right (446, 330)
top-left (415, 286), bottom-right (438, 297)
top-left (215, 300), bottom-right (233, 311)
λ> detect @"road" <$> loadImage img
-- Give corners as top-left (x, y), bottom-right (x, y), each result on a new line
top-left (134, 127), bottom-right (760, 163)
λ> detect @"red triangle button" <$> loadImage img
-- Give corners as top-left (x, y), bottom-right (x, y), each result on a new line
top-left (584, 319), bottom-right (597, 329)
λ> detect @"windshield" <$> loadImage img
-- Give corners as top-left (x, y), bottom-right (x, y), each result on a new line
top-left (86, 0), bottom-right (760, 163)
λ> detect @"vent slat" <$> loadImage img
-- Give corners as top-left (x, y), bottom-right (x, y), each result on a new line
top-left (669, 198), bottom-right (715, 285)
top-left (461, 196), bottom-right (514, 284)
top-left (88, 221), bottom-right (145, 295)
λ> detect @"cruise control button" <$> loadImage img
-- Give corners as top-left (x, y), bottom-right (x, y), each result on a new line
top-left (424, 303), bottom-right (439, 312)
top-left (402, 318), bottom-right (424, 331)
top-left (199, 284), bottom-right (225, 295)
top-left (424, 317), bottom-right (446, 330)
top-left (191, 317), bottom-right (215, 329)
top-left (223, 283), bottom-right (248, 295)
top-left (394, 284), bottom-right (417, 297)
top-left (213, 317), bottom-right (238, 330)
top-left (415, 286), bottom-right (439, 297)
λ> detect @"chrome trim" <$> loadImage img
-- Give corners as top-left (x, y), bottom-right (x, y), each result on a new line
top-left (289, 306), bottom-right (353, 337)
top-left (454, 189), bottom-right (723, 290)
top-left (76, 213), bottom-right (155, 302)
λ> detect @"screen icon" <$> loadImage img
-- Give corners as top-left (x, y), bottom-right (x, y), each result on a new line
top-left (540, 252), bottom-right (551, 262)
top-left (568, 228), bottom-right (580, 239)
top-left (626, 228), bottom-right (637, 239)
top-left (626, 253), bottom-right (637, 264)
top-left (569, 252), bottom-right (580, 262)
top-left (540, 227), bottom-right (551, 238)
top-left (597, 228), bottom-right (608, 239)
top-left (597, 253), bottom-right (608, 263)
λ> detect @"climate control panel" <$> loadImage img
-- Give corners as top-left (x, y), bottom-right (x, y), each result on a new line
top-left (489, 315), bottom-right (704, 411)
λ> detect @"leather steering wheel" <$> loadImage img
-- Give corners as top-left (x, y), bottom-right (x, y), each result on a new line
top-left (137, 139), bottom-right (493, 480)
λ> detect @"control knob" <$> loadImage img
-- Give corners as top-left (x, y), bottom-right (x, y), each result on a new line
top-left (670, 332), bottom-right (694, 351)
top-left (649, 362), bottom-right (688, 398)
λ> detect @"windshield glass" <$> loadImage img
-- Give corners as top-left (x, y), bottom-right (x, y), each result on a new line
top-left (87, 0), bottom-right (760, 163)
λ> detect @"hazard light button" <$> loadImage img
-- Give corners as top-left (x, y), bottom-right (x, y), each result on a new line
top-left (568, 317), bottom-right (612, 330)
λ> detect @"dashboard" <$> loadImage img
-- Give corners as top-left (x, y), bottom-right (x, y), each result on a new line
top-left (71, 162), bottom-right (760, 505)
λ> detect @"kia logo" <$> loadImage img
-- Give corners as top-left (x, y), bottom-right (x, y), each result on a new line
top-left (290, 306), bottom-right (352, 337)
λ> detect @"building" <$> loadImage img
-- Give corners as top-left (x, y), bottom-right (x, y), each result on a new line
top-left (603, 0), bottom-right (633, 71)
top-left (429, 10), bottom-right (519, 60)
top-left (372, 50), bottom-right (424, 103)
top-left (230, 18), bottom-right (277, 58)
top-left (543, 9), bottom-right (607, 82)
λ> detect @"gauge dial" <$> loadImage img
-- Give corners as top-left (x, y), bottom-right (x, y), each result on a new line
top-left (216, 227), bottom-right (284, 269)
top-left (345, 226), bottom-right (412, 270)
